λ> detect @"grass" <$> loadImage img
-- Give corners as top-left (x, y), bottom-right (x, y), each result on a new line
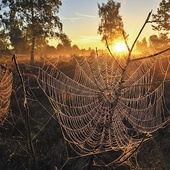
top-left (0, 56), bottom-right (170, 169)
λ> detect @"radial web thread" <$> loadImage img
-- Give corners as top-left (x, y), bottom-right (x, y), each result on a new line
top-left (0, 65), bottom-right (13, 121)
top-left (37, 53), bottom-right (170, 165)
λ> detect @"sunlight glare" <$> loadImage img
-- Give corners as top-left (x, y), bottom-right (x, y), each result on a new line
top-left (113, 42), bottom-right (127, 53)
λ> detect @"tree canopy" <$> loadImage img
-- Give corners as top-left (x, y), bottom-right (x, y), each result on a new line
top-left (97, 0), bottom-right (124, 44)
top-left (152, 0), bottom-right (170, 34)
top-left (0, 0), bottom-right (62, 64)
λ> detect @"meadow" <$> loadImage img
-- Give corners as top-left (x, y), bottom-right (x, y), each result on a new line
top-left (0, 53), bottom-right (170, 170)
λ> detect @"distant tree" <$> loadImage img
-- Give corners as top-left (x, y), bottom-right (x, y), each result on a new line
top-left (9, 23), bottom-right (30, 54)
top-left (0, 0), bottom-right (62, 64)
top-left (97, 0), bottom-right (124, 44)
top-left (159, 32), bottom-right (169, 45)
top-left (56, 43), bottom-right (64, 55)
top-left (149, 35), bottom-right (159, 50)
top-left (0, 4), bottom-right (28, 53)
top-left (152, 0), bottom-right (170, 35)
top-left (42, 45), bottom-right (57, 57)
top-left (72, 45), bottom-right (80, 55)
top-left (149, 33), bottom-right (169, 50)
top-left (57, 33), bottom-right (72, 55)
top-left (135, 37), bottom-right (148, 54)
top-left (59, 33), bottom-right (71, 49)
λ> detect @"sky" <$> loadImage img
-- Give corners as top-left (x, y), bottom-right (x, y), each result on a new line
top-left (49, 0), bottom-right (162, 49)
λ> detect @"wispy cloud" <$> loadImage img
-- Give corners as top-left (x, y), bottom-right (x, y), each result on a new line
top-left (60, 12), bottom-right (96, 22)
top-left (75, 12), bottom-right (97, 18)
top-left (60, 17), bottom-right (84, 22)
top-left (61, 17), bottom-right (82, 20)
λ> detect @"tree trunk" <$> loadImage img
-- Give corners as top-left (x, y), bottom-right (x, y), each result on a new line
top-left (30, 37), bottom-right (35, 64)
top-left (30, 0), bottom-right (34, 65)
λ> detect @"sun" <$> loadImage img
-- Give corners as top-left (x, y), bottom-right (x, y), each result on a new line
top-left (113, 42), bottom-right (127, 53)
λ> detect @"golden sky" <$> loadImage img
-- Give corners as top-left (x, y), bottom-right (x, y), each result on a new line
top-left (49, 0), bottom-right (162, 49)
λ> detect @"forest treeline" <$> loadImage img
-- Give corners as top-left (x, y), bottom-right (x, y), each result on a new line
top-left (0, 0), bottom-right (170, 63)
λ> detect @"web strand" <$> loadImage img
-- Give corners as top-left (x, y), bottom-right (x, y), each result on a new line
top-left (0, 65), bottom-right (13, 121)
top-left (36, 53), bottom-right (170, 166)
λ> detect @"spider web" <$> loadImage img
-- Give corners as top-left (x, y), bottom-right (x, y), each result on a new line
top-left (0, 65), bottom-right (13, 121)
top-left (36, 50), bottom-right (170, 167)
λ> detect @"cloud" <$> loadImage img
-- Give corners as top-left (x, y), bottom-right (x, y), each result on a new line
top-left (75, 12), bottom-right (97, 18)
top-left (60, 12), bottom-right (96, 22)
top-left (60, 16), bottom-right (83, 22)
top-left (60, 17), bottom-right (84, 22)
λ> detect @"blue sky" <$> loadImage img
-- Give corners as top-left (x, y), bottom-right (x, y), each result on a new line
top-left (50, 0), bottom-right (162, 49)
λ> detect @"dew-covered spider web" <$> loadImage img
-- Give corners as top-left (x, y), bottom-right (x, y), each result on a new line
top-left (36, 50), bottom-right (170, 168)
top-left (0, 65), bottom-right (13, 121)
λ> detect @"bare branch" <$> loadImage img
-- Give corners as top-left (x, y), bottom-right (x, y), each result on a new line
top-left (122, 31), bottom-right (130, 52)
top-left (12, 54), bottom-right (37, 167)
top-left (147, 20), bottom-right (168, 23)
top-left (128, 10), bottom-right (153, 59)
top-left (130, 47), bottom-right (170, 62)
top-left (104, 36), bottom-right (123, 69)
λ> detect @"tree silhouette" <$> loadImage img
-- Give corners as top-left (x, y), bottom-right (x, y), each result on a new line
top-left (10, 23), bottom-right (29, 54)
top-left (152, 0), bottom-right (170, 35)
top-left (135, 37), bottom-right (148, 54)
top-left (98, 0), bottom-right (124, 44)
top-left (149, 33), bottom-right (169, 50)
top-left (59, 33), bottom-right (71, 49)
top-left (0, 0), bottom-right (62, 64)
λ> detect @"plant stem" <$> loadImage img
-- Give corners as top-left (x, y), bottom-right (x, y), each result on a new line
top-left (12, 54), bottom-right (37, 167)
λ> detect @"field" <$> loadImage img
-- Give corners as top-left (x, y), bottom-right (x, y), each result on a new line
top-left (0, 54), bottom-right (170, 170)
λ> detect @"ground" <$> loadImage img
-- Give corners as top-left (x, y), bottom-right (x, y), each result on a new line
top-left (0, 57), bottom-right (170, 170)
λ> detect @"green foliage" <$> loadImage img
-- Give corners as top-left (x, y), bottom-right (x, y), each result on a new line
top-left (0, 0), bottom-right (62, 63)
top-left (152, 0), bottom-right (170, 34)
top-left (0, 30), bottom-right (10, 52)
top-left (97, 0), bottom-right (124, 44)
